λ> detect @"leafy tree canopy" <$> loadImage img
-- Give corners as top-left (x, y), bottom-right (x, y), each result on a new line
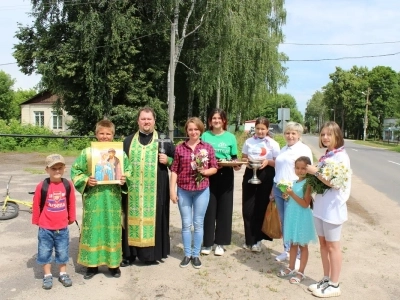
top-left (14, 0), bottom-right (169, 135)
top-left (305, 65), bottom-right (400, 139)
top-left (14, 0), bottom-right (287, 135)
top-left (0, 71), bottom-right (16, 122)
top-left (263, 93), bottom-right (303, 124)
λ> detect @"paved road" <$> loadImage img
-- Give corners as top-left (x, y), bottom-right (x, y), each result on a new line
top-left (301, 135), bottom-right (400, 203)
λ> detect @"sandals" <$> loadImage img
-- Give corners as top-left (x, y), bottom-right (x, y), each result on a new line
top-left (289, 271), bottom-right (305, 284)
top-left (277, 267), bottom-right (296, 277)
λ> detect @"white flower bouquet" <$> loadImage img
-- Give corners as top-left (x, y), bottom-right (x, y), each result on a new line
top-left (307, 158), bottom-right (352, 194)
top-left (277, 179), bottom-right (293, 200)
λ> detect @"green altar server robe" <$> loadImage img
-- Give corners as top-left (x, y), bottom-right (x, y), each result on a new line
top-left (71, 148), bottom-right (132, 268)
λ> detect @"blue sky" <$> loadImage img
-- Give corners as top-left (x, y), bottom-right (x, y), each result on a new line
top-left (279, 0), bottom-right (400, 114)
top-left (1, 0), bottom-right (400, 115)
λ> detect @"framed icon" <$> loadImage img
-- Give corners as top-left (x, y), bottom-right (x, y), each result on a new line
top-left (91, 142), bottom-right (124, 185)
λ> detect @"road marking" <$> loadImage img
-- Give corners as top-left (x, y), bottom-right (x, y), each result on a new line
top-left (351, 149), bottom-right (358, 151)
top-left (388, 160), bottom-right (400, 166)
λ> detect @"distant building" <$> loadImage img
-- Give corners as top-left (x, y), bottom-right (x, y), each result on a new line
top-left (244, 119), bottom-right (280, 136)
top-left (20, 91), bottom-right (72, 133)
top-left (244, 120), bottom-right (257, 133)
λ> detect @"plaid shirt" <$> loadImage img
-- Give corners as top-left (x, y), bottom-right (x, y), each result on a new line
top-left (170, 139), bottom-right (218, 191)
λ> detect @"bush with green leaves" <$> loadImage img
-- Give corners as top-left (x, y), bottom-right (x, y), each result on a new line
top-left (0, 120), bottom-right (94, 152)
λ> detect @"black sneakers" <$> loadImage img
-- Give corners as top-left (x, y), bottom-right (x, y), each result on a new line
top-left (179, 256), bottom-right (202, 269)
top-left (179, 256), bottom-right (191, 268)
top-left (191, 257), bottom-right (202, 269)
top-left (83, 267), bottom-right (98, 280)
top-left (109, 267), bottom-right (121, 278)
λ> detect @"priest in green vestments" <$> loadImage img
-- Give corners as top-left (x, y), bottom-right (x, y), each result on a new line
top-left (121, 107), bottom-right (175, 265)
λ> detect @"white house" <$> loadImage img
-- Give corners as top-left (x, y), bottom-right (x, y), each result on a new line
top-left (244, 119), bottom-right (257, 133)
top-left (20, 91), bottom-right (72, 133)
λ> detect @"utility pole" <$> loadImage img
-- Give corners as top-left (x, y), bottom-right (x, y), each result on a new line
top-left (330, 108), bottom-right (335, 122)
top-left (363, 87), bottom-right (371, 141)
top-left (168, 23), bottom-right (176, 140)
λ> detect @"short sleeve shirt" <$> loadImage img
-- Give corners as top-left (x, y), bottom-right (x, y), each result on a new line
top-left (170, 140), bottom-right (218, 191)
top-left (241, 136), bottom-right (280, 161)
top-left (201, 131), bottom-right (238, 160)
top-left (274, 141), bottom-right (313, 183)
top-left (313, 151), bottom-right (351, 224)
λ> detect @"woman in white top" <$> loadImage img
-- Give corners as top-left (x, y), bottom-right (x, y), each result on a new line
top-left (241, 117), bottom-right (280, 252)
top-left (306, 121), bottom-right (351, 298)
top-left (273, 122), bottom-right (313, 262)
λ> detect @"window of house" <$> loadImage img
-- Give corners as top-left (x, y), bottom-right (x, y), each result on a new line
top-left (52, 111), bottom-right (63, 130)
top-left (34, 111), bottom-right (44, 127)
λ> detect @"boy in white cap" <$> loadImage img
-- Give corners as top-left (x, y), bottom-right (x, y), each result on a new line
top-left (32, 154), bottom-right (76, 290)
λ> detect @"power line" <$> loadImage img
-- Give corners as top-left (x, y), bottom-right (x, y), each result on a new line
top-left (284, 51), bottom-right (400, 62)
top-left (282, 41), bottom-right (400, 46)
top-left (0, 1), bottom-right (108, 11)
top-left (2, 49), bottom-right (399, 67)
top-left (0, 31), bottom-right (167, 67)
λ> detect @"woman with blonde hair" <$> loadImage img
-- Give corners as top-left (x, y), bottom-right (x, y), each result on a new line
top-left (273, 122), bottom-right (313, 263)
top-left (306, 121), bottom-right (351, 298)
top-left (170, 117), bottom-right (218, 269)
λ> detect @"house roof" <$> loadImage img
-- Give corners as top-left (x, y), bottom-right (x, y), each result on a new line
top-left (20, 91), bottom-right (59, 105)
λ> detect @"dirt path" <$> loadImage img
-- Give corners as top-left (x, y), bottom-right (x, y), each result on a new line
top-left (0, 150), bottom-right (399, 300)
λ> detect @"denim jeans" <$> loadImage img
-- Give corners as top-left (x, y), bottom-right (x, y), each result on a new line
top-left (37, 227), bottom-right (70, 265)
top-left (273, 183), bottom-right (290, 252)
top-left (177, 187), bottom-right (210, 258)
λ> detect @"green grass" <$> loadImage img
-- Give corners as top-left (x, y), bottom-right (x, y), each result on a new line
top-left (23, 168), bottom-right (46, 175)
top-left (14, 147), bottom-right (82, 157)
top-left (353, 140), bottom-right (400, 152)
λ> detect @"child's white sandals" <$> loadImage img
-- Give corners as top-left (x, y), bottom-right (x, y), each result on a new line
top-left (289, 271), bottom-right (305, 284)
top-left (277, 267), bottom-right (296, 277)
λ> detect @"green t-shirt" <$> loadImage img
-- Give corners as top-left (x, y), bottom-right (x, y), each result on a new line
top-left (201, 131), bottom-right (238, 160)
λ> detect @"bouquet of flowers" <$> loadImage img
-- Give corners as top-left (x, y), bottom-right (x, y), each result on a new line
top-left (307, 158), bottom-right (352, 194)
top-left (191, 149), bottom-right (209, 187)
top-left (277, 179), bottom-right (293, 200)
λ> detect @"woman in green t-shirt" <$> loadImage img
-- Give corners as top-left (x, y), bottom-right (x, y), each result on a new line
top-left (200, 108), bottom-right (240, 256)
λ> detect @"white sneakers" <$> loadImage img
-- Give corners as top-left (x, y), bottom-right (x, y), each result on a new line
top-left (201, 245), bottom-right (225, 256)
top-left (275, 251), bottom-right (289, 262)
top-left (251, 241), bottom-right (262, 252)
top-left (242, 243), bottom-right (251, 250)
top-left (214, 245), bottom-right (225, 256)
top-left (242, 241), bottom-right (262, 252)
top-left (308, 278), bottom-right (341, 298)
top-left (200, 247), bottom-right (212, 255)
top-left (308, 277), bottom-right (329, 293)
top-left (312, 283), bottom-right (341, 298)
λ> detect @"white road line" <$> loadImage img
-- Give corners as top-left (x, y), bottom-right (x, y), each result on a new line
top-left (351, 149), bottom-right (358, 151)
top-left (388, 160), bottom-right (400, 166)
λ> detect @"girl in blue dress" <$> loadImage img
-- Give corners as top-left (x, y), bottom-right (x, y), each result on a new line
top-left (277, 156), bottom-right (317, 284)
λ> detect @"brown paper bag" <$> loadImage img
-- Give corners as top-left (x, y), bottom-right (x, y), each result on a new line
top-left (262, 201), bottom-right (282, 239)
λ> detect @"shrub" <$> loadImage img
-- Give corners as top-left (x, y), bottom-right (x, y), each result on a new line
top-left (0, 120), bottom-right (93, 152)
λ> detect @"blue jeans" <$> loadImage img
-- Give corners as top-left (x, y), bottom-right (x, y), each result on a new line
top-left (177, 187), bottom-right (210, 258)
top-left (273, 184), bottom-right (290, 252)
top-left (37, 227), bottom-right (70, 265)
